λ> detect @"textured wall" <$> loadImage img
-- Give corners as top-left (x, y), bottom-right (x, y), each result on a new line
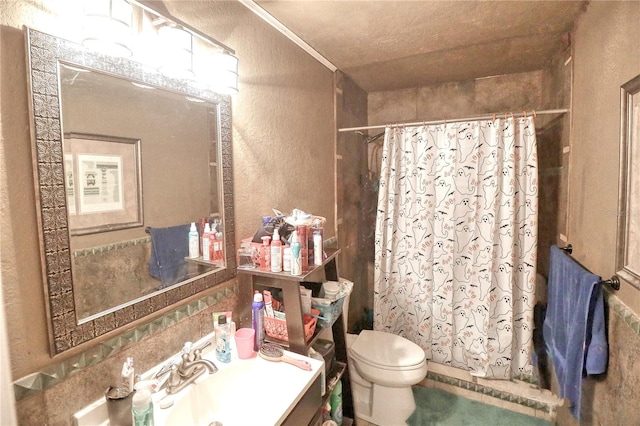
top-left (557, 1), bottom-right (640, 424)
top-left (1, 4), bottom-right (335, 425)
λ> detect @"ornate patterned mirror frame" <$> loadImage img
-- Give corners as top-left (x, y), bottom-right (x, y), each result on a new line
top-left (25, 27), bottom-right (236, 355)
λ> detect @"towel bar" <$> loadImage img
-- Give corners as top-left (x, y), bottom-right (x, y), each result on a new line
top-left (601, 275), bottom-right (620, 291)
top-left (558, 244), bottom-right (619, 291)
top-left (559, 244), bottom-right (573, 254)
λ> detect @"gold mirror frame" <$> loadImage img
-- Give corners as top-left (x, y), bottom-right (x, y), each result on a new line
top-left (25, 27), bottom-right (237, 355)
top-left (616, 73), bottom-right (640, 290)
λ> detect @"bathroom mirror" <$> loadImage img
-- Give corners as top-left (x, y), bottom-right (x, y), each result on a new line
top-left (616, 73), bottom-right (640, 290)
top-left (26, 27), bottom-right (236, 355)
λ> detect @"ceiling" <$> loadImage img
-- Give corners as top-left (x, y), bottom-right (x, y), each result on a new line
top-left (253, 0), bottom-right (589, 92)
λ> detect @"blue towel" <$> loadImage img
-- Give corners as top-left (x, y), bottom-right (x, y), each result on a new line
top-left (543, 245), bottom-right (608, 419)
top-left (148, 223), bottom-right (191, 286)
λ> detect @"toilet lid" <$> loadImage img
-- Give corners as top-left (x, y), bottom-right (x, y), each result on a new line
top-left (351, 330), bottom-right (425, 368)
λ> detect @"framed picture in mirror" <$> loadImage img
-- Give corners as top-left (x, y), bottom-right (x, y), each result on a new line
top-left (64, 133), bottom-right (143, 235)
top-left (616, 74), bottom-right (640, 289)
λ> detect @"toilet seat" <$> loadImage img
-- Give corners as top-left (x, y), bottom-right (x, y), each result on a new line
top-left (350, 330), bottom-right (426, 370)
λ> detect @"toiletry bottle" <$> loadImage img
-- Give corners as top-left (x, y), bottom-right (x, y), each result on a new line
top-left (330, 379), bottom-right (343, 425)
top-left (283, 247), bottom-right (292, 272)
top-left (260, 236), bottom-right (271, 271)
top-left (215, 314), bottom-right (231, 363)
top-left (215, 230), bottom-right (224, 261)
top-left (252, 292), bottom-right (265, 351)
top-left (270, 228), bottom-right (283, 272)
top-left (188, 222), bottom-right (199, 259)
top-left (313, 227), bottom-right (323, 266)
top-left (290, 230), bottom-right (302, 276)
top-left (121, 357), bottom-right (135, 395)
top-left (202, 223), bottom-right (212, 261)
top-left (132, 382), bottom-right (154, 426)
top-left (296, 225), bottom-right (309, 272)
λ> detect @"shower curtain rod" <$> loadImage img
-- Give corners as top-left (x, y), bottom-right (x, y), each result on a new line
top-left (338, 108), bottom-right (569, 132)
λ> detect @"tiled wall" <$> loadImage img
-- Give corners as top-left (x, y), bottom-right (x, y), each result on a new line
top-left (13, 279), bottom-right (238, 425)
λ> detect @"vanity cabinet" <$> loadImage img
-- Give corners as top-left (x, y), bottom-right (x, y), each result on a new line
top-left (237, 249), bottom-right (354, 422)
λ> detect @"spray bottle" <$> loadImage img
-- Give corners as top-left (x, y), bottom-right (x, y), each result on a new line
top-left (252, 292), bottom-right (265, 351)
top-left (270, 228), bottom-right (283, 272)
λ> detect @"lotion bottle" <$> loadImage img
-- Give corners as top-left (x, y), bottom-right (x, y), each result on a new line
top-left (290, 230), bottom-right (302, 276)
top-left (270, 228), bottom-right (283, 272)
top-left (188, 222), bottom-right (199, 259)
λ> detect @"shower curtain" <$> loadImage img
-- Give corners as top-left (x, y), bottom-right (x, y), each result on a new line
top-left (373, 117), bottom-right (538, 379)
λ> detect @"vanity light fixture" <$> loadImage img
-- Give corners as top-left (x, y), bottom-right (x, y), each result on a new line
top-left (82, 0), bottom-right (133, 58)
top-left (209, 51), bottom-right (239, 96)
top-left (157, 25), bottom-right (195, 79)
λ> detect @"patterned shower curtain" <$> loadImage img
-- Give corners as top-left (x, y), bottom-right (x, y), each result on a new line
top-left (373, 117), bottom-right (538, 379)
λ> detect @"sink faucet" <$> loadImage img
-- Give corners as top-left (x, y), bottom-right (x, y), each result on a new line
top-left (160, 341), bottom-right (218, 395)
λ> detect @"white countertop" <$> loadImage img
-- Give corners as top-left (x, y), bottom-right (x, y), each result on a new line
top-left (74, 332), bottom-right (323, 426)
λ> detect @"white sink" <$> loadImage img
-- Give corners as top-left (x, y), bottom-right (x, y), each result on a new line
top-left (73, 333), bottom-right (322, 426)
top-left (156, 352), bottom-right (322, 426)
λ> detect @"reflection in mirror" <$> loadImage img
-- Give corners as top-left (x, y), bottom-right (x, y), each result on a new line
top-left (617, 74), bottom-right (640, 290)
top-left (26, 27), bottom-right (236, 354)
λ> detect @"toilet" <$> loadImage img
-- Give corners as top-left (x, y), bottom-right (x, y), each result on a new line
top-left (335, 291), bottom-right (428, 425)
top-left (346, 330), bottom-right (428, 425)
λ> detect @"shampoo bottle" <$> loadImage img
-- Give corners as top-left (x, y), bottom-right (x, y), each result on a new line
top-left (132, 382), bottom-right (154, 426)
top-left (290, 230), bottom-right (302, 276)
top-left (202, 223), bottom-right (212, 261)
top-left (313, 228), bottom-right (323, 266)
top-left (252, 292), bottom-right (265, 351)
top-left (215, 314), bottom-right (231, 363)
top-left (188, 222), bottom-right (199, 259)
top-left (270, 228), bottom-right (283, 272)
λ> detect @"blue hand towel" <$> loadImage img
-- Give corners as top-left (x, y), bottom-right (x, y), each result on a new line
top-left (148, 223), bottom-right (191, 286)
top-left (543, 245), bottom-right (608, 419)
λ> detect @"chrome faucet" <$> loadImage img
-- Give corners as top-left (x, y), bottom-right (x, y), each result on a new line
top-left (159, 341), bottom-right (218, 395)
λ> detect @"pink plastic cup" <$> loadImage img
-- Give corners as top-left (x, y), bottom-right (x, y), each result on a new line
top-left (235, 328), bottom-right (256, 359)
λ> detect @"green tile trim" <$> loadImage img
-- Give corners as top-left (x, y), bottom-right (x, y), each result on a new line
top-left (72, 236), bottom-right (152, 258)
top-left (12, 280), bottom-right (238, 401)
top-left (427, 371), bottom-right (554, 414)
top-left (605, 290), bottom-right (640, 337)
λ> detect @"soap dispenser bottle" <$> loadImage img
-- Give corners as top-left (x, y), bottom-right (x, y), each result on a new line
top-left (132, 382), bottom-right (154, 426)
top-left (270, 228), bottom-right (282, 273)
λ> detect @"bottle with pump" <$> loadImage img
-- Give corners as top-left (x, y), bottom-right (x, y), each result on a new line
top-left (252, 292), bottom-right (265, 351)
top-left (270, 228), bottom-right (283, 273)
top-left (290, 230), bottom-right (302, 276)
top-left (132, 382), bottom-right (154, 426)
top-left (202, 223), bottom-right (212, 261)
top-left (188, 222), bottom-right (199, 259)
top-left (215, 314), bottom-right (231, 363)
